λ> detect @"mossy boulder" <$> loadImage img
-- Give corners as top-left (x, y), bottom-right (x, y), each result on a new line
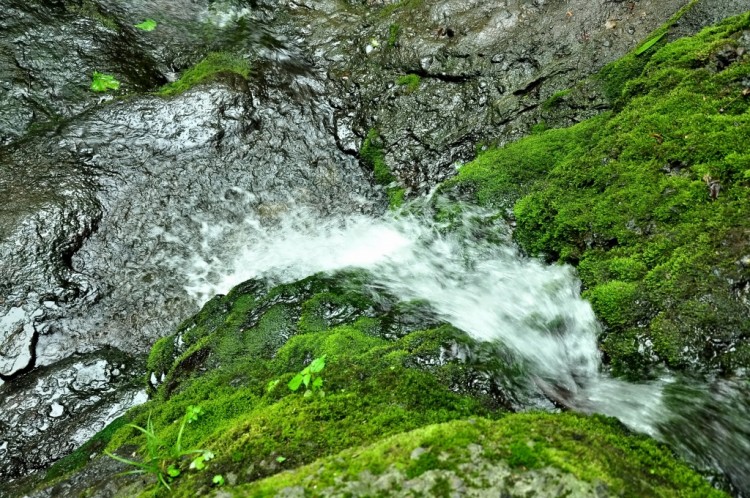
top-left (235, 414), bottom-right (724, 498)
top-left (34, 271), bottom-right (726, 497)
top-left (445, 12), bottom-right (750, 377)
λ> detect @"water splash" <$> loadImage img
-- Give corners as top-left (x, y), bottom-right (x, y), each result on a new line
top-left (178, 200), bottom-right (749, 493)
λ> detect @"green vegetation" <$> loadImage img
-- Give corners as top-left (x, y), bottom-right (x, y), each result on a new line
top-left (598, 0), bottom-right (698, 103)
top-left (52, 274), bottom-right (496, 495)
top-left (235, 415), bottom-right (726, 497)
top-left (105, 406), bottom-right (214, 491)
top-left (445, 12), bottom-right (750, 376)
top-left (39, 271), bottom-right (723, 496)
top-left (388, 23), bottom-right (400, 47)
top-left (541, 89), bottom-right (570, 110)
top-left (360, 128), bottom-right (406, 208)
top-left (90, 71), bottom-right (121, 92)
top-left (396, 73), bottom-right (421, 92)
top-left (287, 355), bottom-right (326, 397)
top-left (134, 19), bottom-right (157, 32)
top-left (65, 0), bottom-right (119, 31)
top-left (158, 52), bottom-right (251, 97)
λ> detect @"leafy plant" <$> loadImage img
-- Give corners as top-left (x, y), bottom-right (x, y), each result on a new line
top-left (288, 355), bottom-right (326, 398)
top-left (90, 72), bottom-right (120, 92)
top-left (134, 19), bottom-right (157, 31)
top-left (635, 31), bottom-right (666, 55)
top-left (105, 406), bottom-right (213, 491)
top-left (212, 474), bottom-right (225, 486)
top-left (396, 74), bottom-right (420, 93)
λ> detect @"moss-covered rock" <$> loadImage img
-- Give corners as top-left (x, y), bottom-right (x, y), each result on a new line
top-left (235, 414), bottom-right (725, 498)
top-left (445, 12), bottom-right (750, 377)
top-left (158, 52), bottom-right (251, 97)
top-left (39, 272), bottom-right (507, 495)
top-left (34, 271), bottom-right (726, 497)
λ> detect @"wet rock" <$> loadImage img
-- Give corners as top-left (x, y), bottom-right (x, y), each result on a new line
top-left (0, 0), bottom-right (165, 145)
top-left (292, 0), bottom-right (749, 192)
top-left (0, 349), bottom-right (144, 481)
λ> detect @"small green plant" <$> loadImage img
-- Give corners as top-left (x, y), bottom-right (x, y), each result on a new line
top-left (288, 355), bottom-right (326, 398)
top-left (90, 72), bottom-right (120, 92)
top-left (212, 474), bottom-right (225, 486)
top-left (275, 456), bottom-right (287, 463)
top-left (396, 73), bottom-right (421, 93)
top-left (134, 19), bottom-right (157, 31)
top-left (635, 31), bottom-right (667, 55)
top-left (388, 23), bottom-right (400, 47)
top-left (105, 406), bottom-right (213, 491)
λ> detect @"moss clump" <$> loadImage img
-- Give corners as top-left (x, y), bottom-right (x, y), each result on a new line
top-left (158, 52), bottom-right (250, 97)
top-left (388, 23), bottom-right (401, 47)
top-left (396, 73), bottom-right (421, 93)
top-left (597, 0), bottom-right (698, 104)
top-left (541, 89), bottom-right (571, 110)
top-left (65, 0), bottom-right (119, 31)
top-left (360, 128), bottom-right (405, 209)
top-left (446, 12), bottom-right (750, 376)
top-left (235, 414), bottom-right (726, 497)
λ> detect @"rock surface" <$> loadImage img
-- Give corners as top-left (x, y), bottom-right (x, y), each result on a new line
top-left (1, 0), bottom-right (748, 490)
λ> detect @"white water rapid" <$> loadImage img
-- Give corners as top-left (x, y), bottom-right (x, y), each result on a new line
top-left (175, 199), bottom-right (749, 494)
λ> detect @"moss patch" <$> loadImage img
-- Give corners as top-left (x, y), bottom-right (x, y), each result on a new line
top-left (158, 52), bottom-right (251, 97)
top-left (236, 414), bottom-right (726, 497)
top-left (445, 12), bottom-right (750, 376)
top-left (396, 73), bottom-right (421, 93)
top-left (360, 128), bottom-right (406, 209)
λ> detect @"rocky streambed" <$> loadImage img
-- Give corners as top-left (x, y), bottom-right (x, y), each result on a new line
top-left (1, 0), bottom-right (749, 496)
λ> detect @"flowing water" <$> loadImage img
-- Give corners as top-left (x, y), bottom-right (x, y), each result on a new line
top-left (177, 198), bottom-right (750, 494)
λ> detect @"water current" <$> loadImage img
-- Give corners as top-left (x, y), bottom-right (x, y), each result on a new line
top-left (176, 197), bottom-right (750, 494)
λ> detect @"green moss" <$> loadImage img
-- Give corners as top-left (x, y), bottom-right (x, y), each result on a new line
top-left (158, 53), bottom-right (251, 97)
top-left (597, 0), bottom-right (699, 104)
top-left (541, 89), bottom-right (570, 110)
top-left (447, 12), bottom-right (750, 374)
top-left (147, 336), bottom-right (176, 378)
top-left (360, 128), bottom-right (405, 209)
top-left (235, 414), bottom-right (726, 497)
top-left (388, 23), bottom-right (401, 47)
top-left (584, 281), bottom-right (639, 329)
top-left (65, 0), bottom-right (119, 31)
top-left (530, 121), bottom-right (548, 134)
top-left (94, 273), bottom-right (506, 496)
top-left (396, 73), bottom-right (421, 93)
